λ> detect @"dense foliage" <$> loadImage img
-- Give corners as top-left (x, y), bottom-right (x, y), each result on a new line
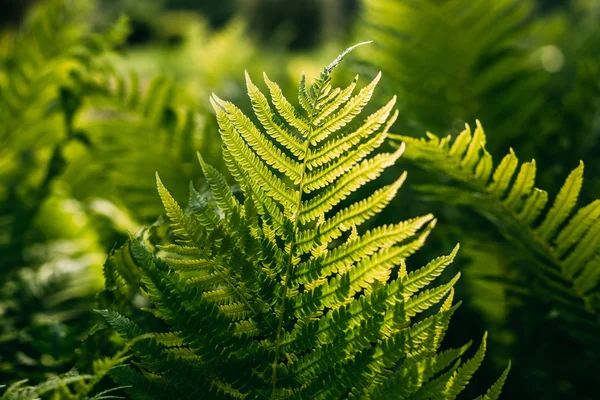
top-left (1, 0), bottom-right (598, 399)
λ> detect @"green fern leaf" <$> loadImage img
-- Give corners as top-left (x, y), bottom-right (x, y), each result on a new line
top-left (99, 47), bottom-right (503, 399)
top-left (536, 161), bottom-right (584, 241)
top-left (474, 361), bottom-right (511, 400)
top-left (442, 333), bottom-right (488, 399)
top-left (394, 121), bottom-right (600, 338)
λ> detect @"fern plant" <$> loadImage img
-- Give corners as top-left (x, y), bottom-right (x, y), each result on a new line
top-left (99, 45), bottom-right (508, 399)
top-left (392, 122), bottom-right (600, 343)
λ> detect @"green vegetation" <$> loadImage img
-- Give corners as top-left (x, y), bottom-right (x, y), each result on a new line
top-left (1, 0), bottom-right (598, 399)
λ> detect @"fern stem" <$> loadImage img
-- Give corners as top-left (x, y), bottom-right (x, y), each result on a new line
top-left (270, 115), bottom-right (315, 400)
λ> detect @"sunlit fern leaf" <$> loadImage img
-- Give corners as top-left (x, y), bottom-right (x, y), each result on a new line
top-left (393, 121), bottom-right (600, 341)
top-left (99, 46), bottom-right (505, 399)
top-left (473, 361), bottom-right (511, 400)
top-left (354, 0), bottom-right (546, 148)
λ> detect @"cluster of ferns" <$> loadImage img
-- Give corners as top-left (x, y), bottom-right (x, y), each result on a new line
top-left (2, 1), bottom-right (599, 398)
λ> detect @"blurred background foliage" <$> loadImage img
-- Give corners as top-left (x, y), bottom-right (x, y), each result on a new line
top-left (0, 0), bottom-right (598, 399)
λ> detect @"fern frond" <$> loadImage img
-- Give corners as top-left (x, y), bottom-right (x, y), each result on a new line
top-left (394, 121), bottom-right (600, 335)
top-left (246, 71), bottom-right (306, 158)
top-left (442, 333), bottom-right (488, 399)
top-left (100, 47), bottom-right (503, 399)
top-left (293, 214), bottom-right (435, 286)
top-left (474, 361), bottom-right (511, 400)
top-left (212, 94), bottom-right (302, 184)
top-left (299, 146), bottom-right (405, 221)
top-left (264, 72), bottom-right (310, 134)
